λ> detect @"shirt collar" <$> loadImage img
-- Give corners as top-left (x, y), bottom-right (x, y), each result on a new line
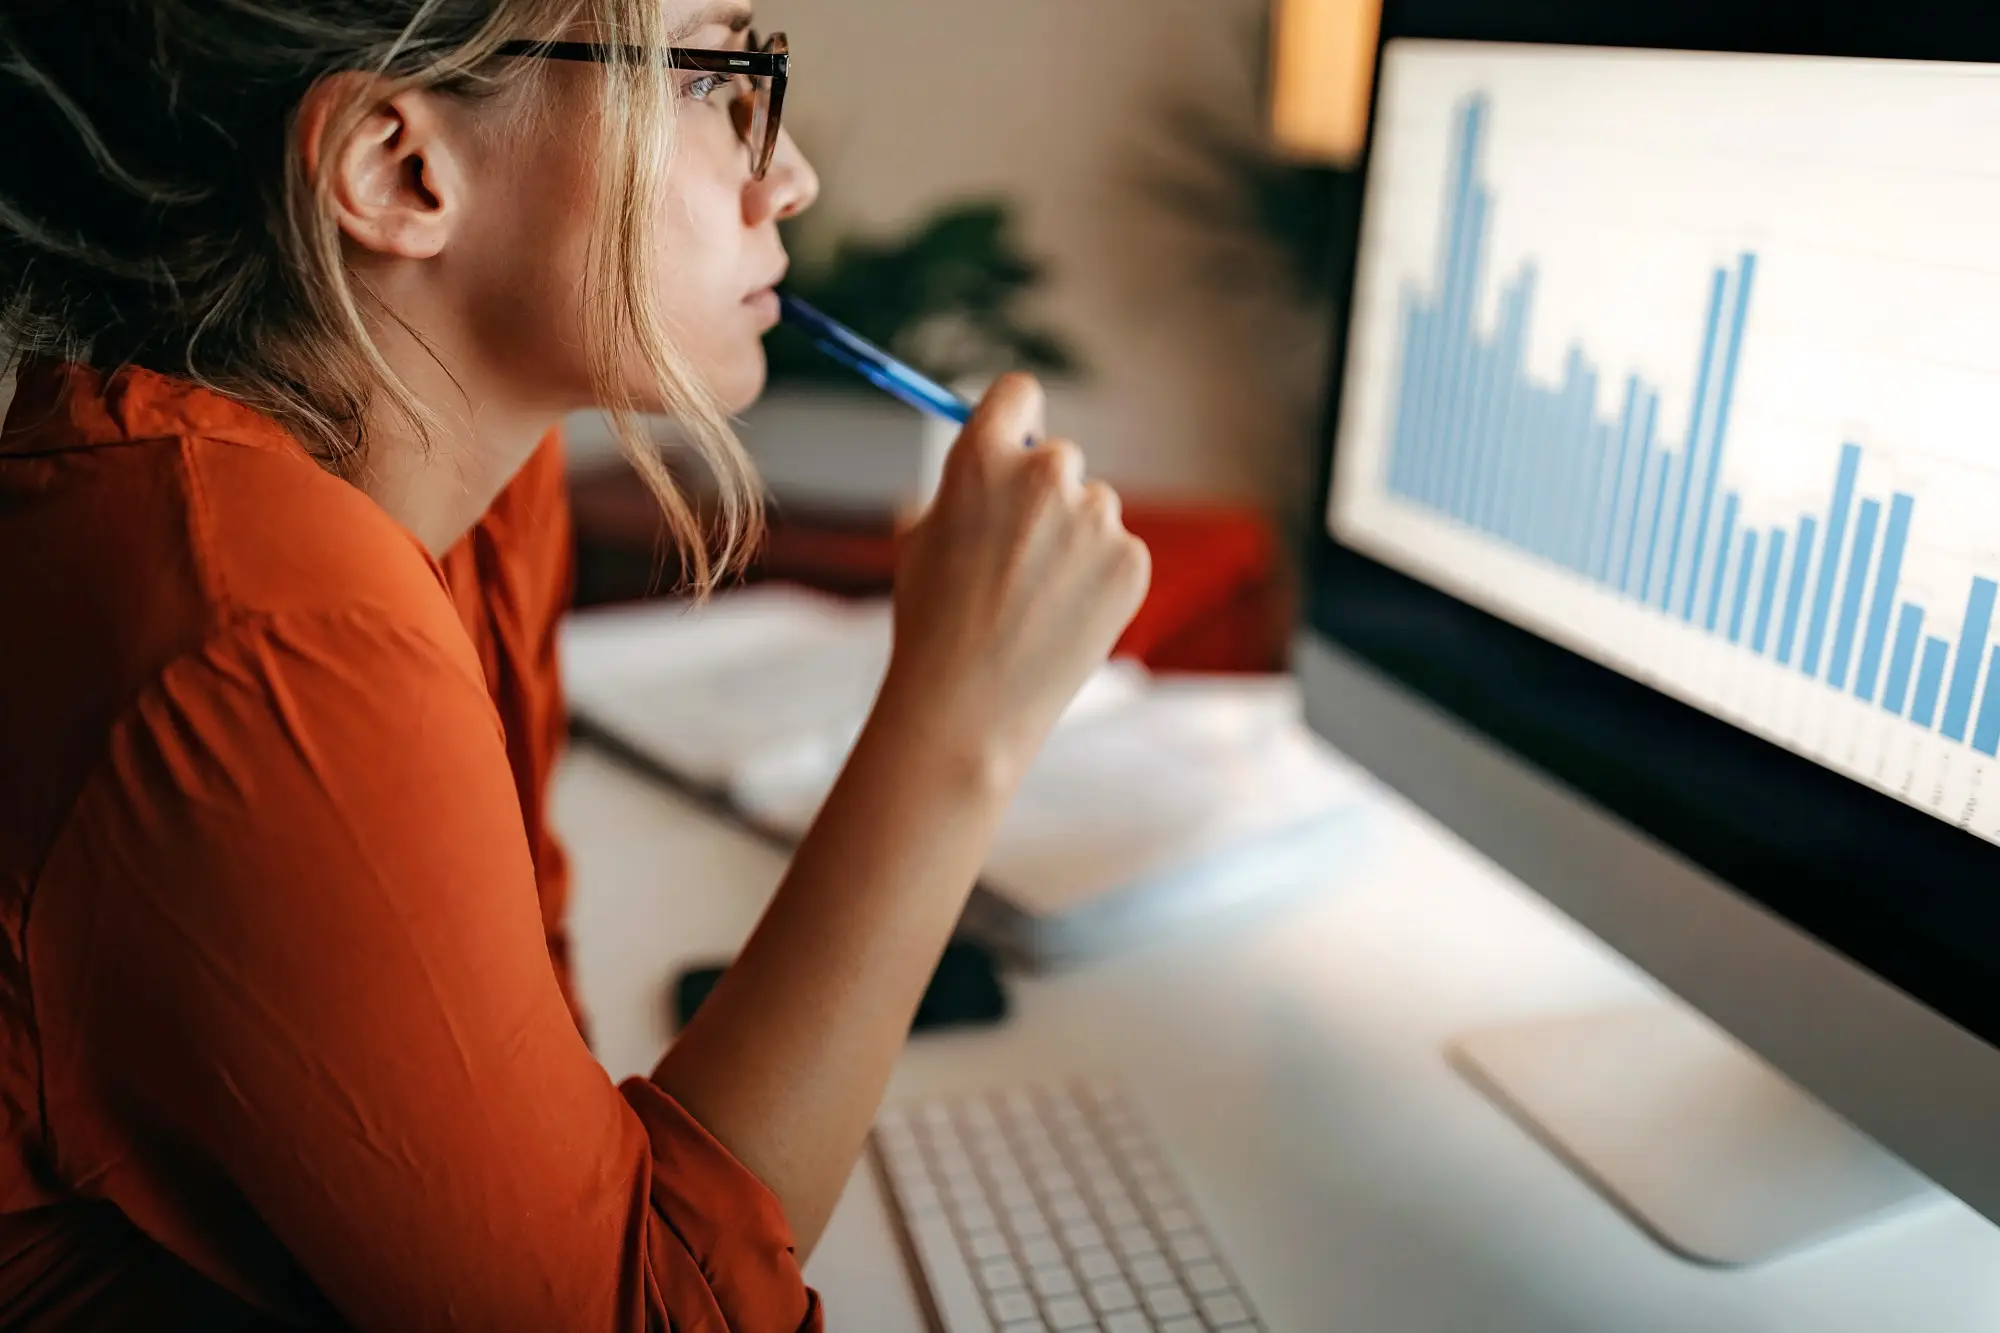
top-left (2, 358), bottom-right (315, 459)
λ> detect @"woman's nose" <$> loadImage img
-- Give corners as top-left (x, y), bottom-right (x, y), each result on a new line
top-left (746, 127), bottom-right (820, 226)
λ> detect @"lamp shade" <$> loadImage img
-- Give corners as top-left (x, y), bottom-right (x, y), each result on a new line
top-left (1269, 0), bottom-right (1382, 164)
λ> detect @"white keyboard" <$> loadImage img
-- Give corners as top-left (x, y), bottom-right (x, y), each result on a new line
top-left (871, 1081), bottom-right (1267, 1333)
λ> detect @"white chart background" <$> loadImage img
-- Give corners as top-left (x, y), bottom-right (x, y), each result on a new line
top-left (1330, 39), bottom-right (2000, 845)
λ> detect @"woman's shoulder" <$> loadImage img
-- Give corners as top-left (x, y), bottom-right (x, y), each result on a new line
top-left (0, 363), bottom-right (492, 848)
top-left (1, 359), bottom-right (474, 672)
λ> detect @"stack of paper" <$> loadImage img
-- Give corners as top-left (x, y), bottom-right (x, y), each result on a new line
top-left (562, 586), bottom-right (1373, 967)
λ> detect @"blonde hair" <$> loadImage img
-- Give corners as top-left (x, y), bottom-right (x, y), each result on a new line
top-left (0, 0), bottom-right (761, 593)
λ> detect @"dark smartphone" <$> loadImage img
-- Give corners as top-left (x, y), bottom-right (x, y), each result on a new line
top-left (672, 940), bottom-right (1009, 1034)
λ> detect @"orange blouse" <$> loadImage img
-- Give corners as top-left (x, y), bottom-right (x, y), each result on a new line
top-left (0, 362), bottom-right (819, 1330)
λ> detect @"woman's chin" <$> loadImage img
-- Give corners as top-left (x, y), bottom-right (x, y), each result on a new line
top-left (716, 352), bottom-right (769, 417)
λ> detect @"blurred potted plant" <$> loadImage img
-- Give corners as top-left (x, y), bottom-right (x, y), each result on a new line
top-left (742, 198), bottom-right (1081, 517)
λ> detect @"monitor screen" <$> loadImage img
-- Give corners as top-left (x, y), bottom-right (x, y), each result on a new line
top-left (1330, 39), bottom-right (2000, 849)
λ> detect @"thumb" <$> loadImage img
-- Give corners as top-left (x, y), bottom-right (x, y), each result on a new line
top-left (959, 373), bottom-right (1045, 458)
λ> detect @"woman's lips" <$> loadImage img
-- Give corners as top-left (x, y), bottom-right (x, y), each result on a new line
top-left (745, 287), bottom-right (781, 327)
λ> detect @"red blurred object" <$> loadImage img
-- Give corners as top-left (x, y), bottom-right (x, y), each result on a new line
top-left (1115, 506), bottom-right (1290, 674)
top-left (568, 466), bottom-right (1292, 675)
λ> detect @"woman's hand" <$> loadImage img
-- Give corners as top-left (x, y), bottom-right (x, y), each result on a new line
top-left (883, 374), bottom-right (1153, 782)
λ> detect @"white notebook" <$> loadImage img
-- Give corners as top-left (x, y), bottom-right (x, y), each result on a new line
top-left (561, 586), bottom-right (1373, 966)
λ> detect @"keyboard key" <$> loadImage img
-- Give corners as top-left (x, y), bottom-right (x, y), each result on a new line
top-left (1154, 1207), bottom-right (1195, 1234)
top-left (1044, 1295), bottom-right (1096, 1330)
top-left (970, 1230), bottom-right (1012, 1261)
top-left (1167, 1231), bottom-right (1213, 1264)
top-left (1031, 1266), bottom-right (1078, 1298)
top-left (1142, 1284), bottom-right (1194, 1319)
top-left (1020, 1238), bottom-right (1063, 1268)
top-left (1087, 1278), bottom-right (1137, 1313)
top-left (1076, 1248), bottom-right (1122, 1281)
top-left (1128, 1256), bottom-right (1174, 1288)
top-left (1112, 1226), bottom-right (1159, 1260)
top-left (1099, 1199), bottom-right (1141, 1228)
top-left (988, 1161), bottom-right (1028, 1188)
top-left (1008, 1206), bottom-right (1051, 1239)
top-left (1050, 1193), bottom-right (1092, 1224)
top-left (1183, 1261), bottom-right (1231, 1296)
top-left (1158, 1320), bottom-right (1204, 1333)
top-left (900, 1182), bottom-right (944, 1216)
top-left (1060, 1221), bottom-right (1105, 1251)
top-left (1200, 1292), bottom-right (1251, 1327)
top-left (1000, 1322), bottom-right (1050, 1333)
top-left (1104, 1313), bottom-right (1152, 1333)
top-left (979, 1258), bottom-right (1023, 1292)
top-left (990, 1290), bottom-right (1039, 1323)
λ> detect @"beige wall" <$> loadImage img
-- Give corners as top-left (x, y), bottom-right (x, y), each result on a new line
top-left (756, 0), bottom-right (1330, 508)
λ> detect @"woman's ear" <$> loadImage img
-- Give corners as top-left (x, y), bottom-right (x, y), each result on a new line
top-left (298, 74), bottom-right (465, 261)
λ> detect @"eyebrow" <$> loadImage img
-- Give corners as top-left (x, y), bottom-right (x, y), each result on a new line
top-left (678, 3), bottom-right (754, 39)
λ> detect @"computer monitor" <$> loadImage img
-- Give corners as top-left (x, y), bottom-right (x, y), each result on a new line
top-left (1298, 0), bottom-right (2000, 1267)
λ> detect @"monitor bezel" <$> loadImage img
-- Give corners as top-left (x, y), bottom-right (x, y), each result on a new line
top-left (1306, 0), bottom-right (2000, 1054)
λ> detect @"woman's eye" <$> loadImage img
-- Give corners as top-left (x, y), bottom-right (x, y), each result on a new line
top-left (682, 74), bottom-right (735, 103)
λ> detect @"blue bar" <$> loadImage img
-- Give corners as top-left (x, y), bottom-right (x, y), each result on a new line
top-left (1409, 100), bottom-right (1486, 511)
top-left (1827, 497), bottom-right (1880, 691)
top-left (1467, 284), bottom-right (1521, 534)
top-left (1683, 255), bottom-right (1759, 623)
top-left (1583, 420), bottom-right (1617, 584)
top-left (1548, 350), bottom-right (1588, 568)
top-left (1729, 530), bottom-right (1759, 645)
top-left (1855, 494), bottom-right (1914, 704)
top-left (1412, 299), bottom-right (1458, 510)
top-left (1753, 528), bottom-right (1787, 655)
top-left (1528, 388), bottom-right (1564, 561)
top-left (1561, 359), bottom-right (1601, 572)
top-left (1778, 516), bottom-right (1818, 667)
top-left (1642, 453), bottom-right (1680, 605)
top-left (1512, 388), bottom-right (1547, 554)
top-left (1402, 303), bottom-right (1441, 501)
top-left (1594, 377), bottom-right (1642, 586)
top-left (1802, 444), bottom-right (1863, 679)
top-left (1510, 375), bottom-right (1552, 554)
top-left (1883, 604), bottom-right (1924, 717)
top-left (1445, 341), bottom-right (1495, 524)
top-left (1942, 577), bottom-right (1997, 742)
top-left (1388, 295), bottom-right (1427, 498)
top-left (1435, 191), bottom-right (1492, 519)
top-left (1618, 392), bottom-right (1660, 596)
top-left (1661, 268), bottom-right (1731, 611)
top-left (1705, 492), bottom-right (1741, 632)
top-left (1490, 267), bottom-right (1538, 546)
top-left (1913, 636), bottom-right (1951, 729)
top-left (1407, 297), bottom-right (1445, 507)
top-left (1975, 646), bottom-right (2000, 757)
top-left (1469, 339), bottom-right (1510, 529)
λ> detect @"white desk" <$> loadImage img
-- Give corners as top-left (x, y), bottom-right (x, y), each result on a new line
top-left (554, 741), bottom-right (2000, 1333)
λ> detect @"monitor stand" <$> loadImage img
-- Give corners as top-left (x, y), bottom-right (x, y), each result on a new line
top-left (1451, 1004), bottom-right (1942, 1267)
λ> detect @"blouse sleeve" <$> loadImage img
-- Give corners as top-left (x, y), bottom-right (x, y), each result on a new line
top-left (29, 606), bottom-right (821, 1332)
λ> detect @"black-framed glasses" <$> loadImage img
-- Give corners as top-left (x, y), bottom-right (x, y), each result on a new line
top-left (496, 31), bottom-right (790, 180)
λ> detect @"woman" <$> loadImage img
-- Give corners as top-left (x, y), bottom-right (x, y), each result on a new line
top-left (0, 1), bottom-right (1149, 1328)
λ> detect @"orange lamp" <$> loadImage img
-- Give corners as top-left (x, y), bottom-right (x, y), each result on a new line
top-left (1269, 0), bottom-right (1383, 165)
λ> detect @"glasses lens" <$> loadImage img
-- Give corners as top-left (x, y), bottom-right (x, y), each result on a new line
top-left (734, 74), bottom-right (769, 159)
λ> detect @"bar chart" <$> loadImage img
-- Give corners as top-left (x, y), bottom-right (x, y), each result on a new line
top-left (1330, 43), bottom-right (2000, 844)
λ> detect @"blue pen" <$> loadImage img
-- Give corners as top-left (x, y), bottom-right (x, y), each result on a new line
top-left (778, 292), bottom-right (975, 426)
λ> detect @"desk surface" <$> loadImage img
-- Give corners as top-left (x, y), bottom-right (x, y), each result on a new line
top-left (554, 741), bottom-right (2000, 1333)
